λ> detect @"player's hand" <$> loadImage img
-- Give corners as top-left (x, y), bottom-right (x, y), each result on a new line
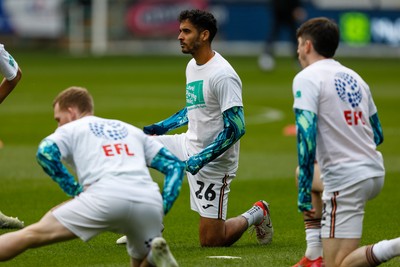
top-left (143, 124), bottom-right (167, 135)
top-left (298, 201), bottom-right (313, 213)
top-left (302, 208), bottom-right (316, 219)
top-left (185, 157), bottom-right (202, 175)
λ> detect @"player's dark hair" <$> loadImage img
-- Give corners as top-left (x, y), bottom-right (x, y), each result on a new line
top-left (296, 17), bottom-right (339, 58)
top-left (178, 9), bottom-right (218, 42)
top-left (53, 86), bottom-right (94, 115)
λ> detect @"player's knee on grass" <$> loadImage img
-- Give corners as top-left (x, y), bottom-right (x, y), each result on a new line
top-left (199, 218), bottom-right (227, 247)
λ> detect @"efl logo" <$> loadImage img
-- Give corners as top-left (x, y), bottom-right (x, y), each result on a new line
top-left (344, 110), bottom-right (365, 126)
top-left (102, 143), bottom-right (135, 157)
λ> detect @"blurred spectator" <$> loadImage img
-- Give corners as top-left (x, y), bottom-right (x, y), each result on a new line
top-left (258, 0), bottom-right (307, 71)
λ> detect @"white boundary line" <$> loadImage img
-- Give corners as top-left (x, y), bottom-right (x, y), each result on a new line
top-left (207, 256), bottom-right (242, 259)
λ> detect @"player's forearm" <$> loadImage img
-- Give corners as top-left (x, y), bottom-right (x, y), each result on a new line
top-left (186, 106), bottom-right (245, 174)
top-left (150, 147), bottom-right (185, 215)
top-left (0, 68), bottom-right (22, 104)
top-left (295, 108), bottom-right (317, 212)
top-left (143, 107), bottom-right (188, 135)
top-left (36, 139), bottom-right (83, 197)
top-left (370, 112), bottom-right (383, 146)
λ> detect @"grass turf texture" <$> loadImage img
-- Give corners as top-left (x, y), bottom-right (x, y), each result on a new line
top-left (0, 52), bottom-right (399, 266)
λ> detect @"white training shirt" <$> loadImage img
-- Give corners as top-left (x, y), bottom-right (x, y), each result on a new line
top-left (45, 116), bottom-right (163, 206)
top-left (185, 51), bottom-right (243, 173)
top-left (0, 44), bottom-right (18, 80)
top-left (293, 59), bottom-right (385, 192)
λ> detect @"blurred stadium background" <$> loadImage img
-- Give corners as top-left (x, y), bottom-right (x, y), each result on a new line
top-left (0, 0), bottom-right (399, 57)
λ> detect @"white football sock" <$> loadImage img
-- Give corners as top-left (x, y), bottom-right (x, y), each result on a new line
top-left (372, 237), bottom-right (400, 262)
top-left (241, 205), bottom-right (263, 226)
top-left (305, 228), bottom-right (323, 260)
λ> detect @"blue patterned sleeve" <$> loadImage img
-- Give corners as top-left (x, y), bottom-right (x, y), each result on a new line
top-left (36, 139), bottom-right (83, 197)
top-left (186, 106), bottom-right (245, 175)
top-left (143, 107), bottom-right (188, 135)
top-left (295, 108), bottom-right (317, 212)
top-left (150, 147), bottom-right (186, 215)
top-left (370, 113), bottom-right (384, 146)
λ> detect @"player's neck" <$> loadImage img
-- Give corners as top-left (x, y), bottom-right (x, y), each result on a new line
top-left (193, 47), bottom-right (215, 65)
top-left (307, 54), bottom-right (329, 67)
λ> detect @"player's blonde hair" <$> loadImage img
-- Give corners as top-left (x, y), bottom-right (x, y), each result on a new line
top-left (53, 86), bottom-right (94, 115)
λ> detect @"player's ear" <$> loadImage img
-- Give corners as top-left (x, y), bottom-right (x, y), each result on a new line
top-left (305, 39), bottom-right (312, 53)
top-left (67, 106), bottom-right (80, 121)
top-left (200, 30), bottom-right (210, 42)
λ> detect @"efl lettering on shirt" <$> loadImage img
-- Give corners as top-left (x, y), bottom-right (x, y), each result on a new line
top-left (344, 110), bottom-right (366, 125)
top-left (186, 80), bottom-right (206, 110)
top-left (102, 143), bottom-right (135, 157)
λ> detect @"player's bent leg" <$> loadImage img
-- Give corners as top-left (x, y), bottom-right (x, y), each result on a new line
top-left (340, 238), bottom-right (400, 267)
top-left (322, 238), bottom-right (359, 267)
top-left (0, 210), bottom-right (77, 261)
top-left (338, 246), bottom-right (376, 267)
top-left (199, 216), bottom-right (247, 247)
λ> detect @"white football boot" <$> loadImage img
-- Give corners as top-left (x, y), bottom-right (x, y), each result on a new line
top-left (0, 211), bottom-right (24, 229)
top-left (151, 237), bottom-right (178, 267)
top-left (251, 200), bottom-right (273, 244)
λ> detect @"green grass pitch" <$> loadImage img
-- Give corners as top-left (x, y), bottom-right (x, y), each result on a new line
top-left (0, 51), bottom-right (399, 266)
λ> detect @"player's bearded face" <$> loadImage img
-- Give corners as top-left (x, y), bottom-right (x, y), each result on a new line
top-left (178, 20), bottom-right (201, 54)
top-left (181, 35), bottom-right (201, 54)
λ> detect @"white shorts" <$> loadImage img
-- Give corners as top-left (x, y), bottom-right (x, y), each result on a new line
top-left (154, 134), bottom-right (234, 220)
top-left (53, 192), bottom-right (163, 260)
top-left (321, 176), bottom-right (384, 239)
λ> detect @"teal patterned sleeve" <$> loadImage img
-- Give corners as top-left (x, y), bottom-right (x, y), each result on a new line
top-left (36, 139), bottom-right (83, 197)
top-left (150, 147), bottom-right (186, 215)
top-left (186, 106), bottom-right (245, 175)
top-left (143, 107), bottom-right (188, 135)
top-left (295, 108), bottom-right (317, 212)
top-left (370, 113), bottom-right (384, 146)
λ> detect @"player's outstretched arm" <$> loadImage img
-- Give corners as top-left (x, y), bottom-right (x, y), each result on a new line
top-left (143, 107), bottom-right (188, 135)
top-left (295, 108), bottom-right (317, 213)
top-left (186, 106), bottom-right (245, 175)
top-left (36, 139), bottom-right (83, 197)
top-left (370, 112), bottom-right (383, 146)
top-left (0, 67), bottom-right (22, 104)
top-left (150, 147), bottom-right (186, 215)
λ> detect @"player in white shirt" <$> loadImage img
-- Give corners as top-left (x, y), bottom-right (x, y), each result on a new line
top-left (0, 44), bottom-right (22, 104)
top-left (137, 9), bottom-right (274, 247)
top-left (0, 87), bottom-right (184, 267)
top-left (292, 17), bottom-right (400, 267)
top-left (0, 43), bottom-right (24, 229)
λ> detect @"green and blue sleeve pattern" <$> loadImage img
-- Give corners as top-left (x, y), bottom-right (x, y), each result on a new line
top-left (186, 106), bottom-right (245, 175)
top-left (370, 113), bottom-right (383, 146)
top-left (36, 139), bottom-right (83, 197)
top-left (295, 108), bottom-right (317, 212)
top-left (143, 107), bottom-right (188, 135)
top-left (150, 147), bottom-right (186, 215)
